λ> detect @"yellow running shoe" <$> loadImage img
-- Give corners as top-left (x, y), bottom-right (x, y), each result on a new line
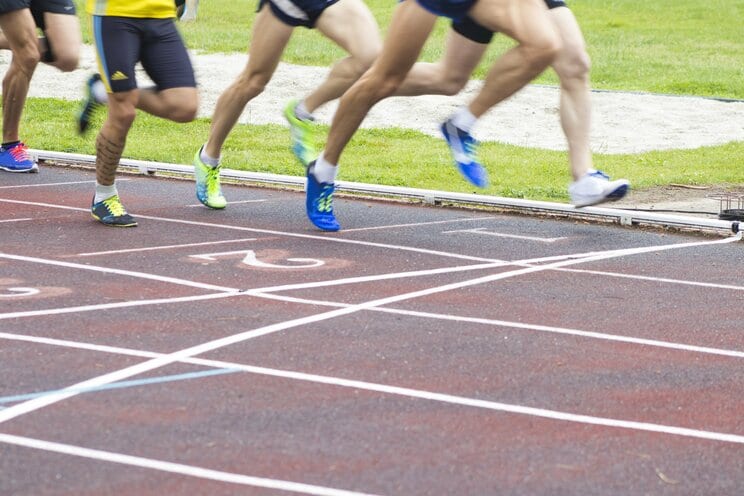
top-left (194, 147), bottom-right (227, 209)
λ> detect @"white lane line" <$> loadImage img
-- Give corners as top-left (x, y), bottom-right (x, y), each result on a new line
top-left (0, 292), bottom-right (242, 321)
top-left (0, 234), bottom-right (737, 426)
top-left (556, 267), bottom-right (744, 291)
top-left (0, 180), bottom-right (105, 189)
top-left (0, 198), bottom-right (499, 262)
top-left (186, 199), bottom-right (266, 207)
top-left (1, 331), bottom-right (742, 444)
top-left (251, 294), bottom-right (744, 359)
top-left (0, 253), bottom-right (238, 293)
top-left (74, 238), bottom-right (257, 257)
top-left (0, 434), bottom-right (381, 496)
top-left (341, 217), bottom-right (496, 232)
top-left (0, 218), bottom-right (33, 223)
top-left (443, 227), bottom-right (566, 243)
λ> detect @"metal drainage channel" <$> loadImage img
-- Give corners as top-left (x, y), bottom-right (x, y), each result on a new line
top-left (33, 149), bottom-right (741, 237)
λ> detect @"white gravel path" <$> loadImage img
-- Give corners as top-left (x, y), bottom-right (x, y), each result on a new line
top-left (4, 45), bottom-right (744, 154)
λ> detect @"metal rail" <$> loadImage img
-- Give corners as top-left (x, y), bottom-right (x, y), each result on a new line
top-left (33, 149), bottom-right (740, 236)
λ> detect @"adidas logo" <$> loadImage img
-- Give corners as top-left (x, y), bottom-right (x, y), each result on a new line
top-left (110, 71), bottom-right (128, 81)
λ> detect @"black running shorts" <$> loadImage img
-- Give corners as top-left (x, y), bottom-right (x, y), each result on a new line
top-left (258, 0), bottom-right (341, 28)
top-left (92, 15), bottom-right (196, 93)
top-left (0, 0), bottom-right (31, 15)
top-left (30, 0), bottom-right (76, 30)
top-left (453, 0), bottom-right (568, 45)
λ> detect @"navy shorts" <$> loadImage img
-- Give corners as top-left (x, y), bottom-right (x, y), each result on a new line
top-left (258, 0), bottom-right (341, 28)
top-left (453, 0), bottom-right (568, 45)
top-left (92, 16), bottom-right (196, 93)
top-left (0, 0), bottom-right (31, 15)
top-left (30, 0), bottom-right (77, 30)
top-left (415, 0), bottom-right (477, 20)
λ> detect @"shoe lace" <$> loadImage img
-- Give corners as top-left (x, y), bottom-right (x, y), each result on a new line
top-left (589, 170), bottom-right (609, 180)
top-left (103, 196), bottom-right (127, 216)
top-left (316, 185), bottom-right (334, 213)
top-left (9, 143), bottom-right (30, 161)
top-left (206, 166), bottom-right (222, 195)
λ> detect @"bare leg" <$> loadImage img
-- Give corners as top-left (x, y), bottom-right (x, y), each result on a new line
top-left (302, 0), bottom-right (381, 113)
top-left (467, 0), bottom-right (560, 117)
top-left (549, 7), bottom-right (592, 180)
top-left (323, 1), bottom-right (437, 164)
top-left (136, 87), bottom-right (198, 122)
top-left (0, 9), bottom-right (40, 142)
top-left (41, 12), bottom-right (80, 72)
top-left (95, 90), bottom-right (138, 186)
top-left (180, 0), bottom-right (199, 22)
top-left (204, 5), bottom-right (293, 158)
top-left (394, 29), bottom-right (487, 97)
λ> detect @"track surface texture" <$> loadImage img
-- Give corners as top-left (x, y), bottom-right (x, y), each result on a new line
top-left (1, 166), bottom-right (743, 496)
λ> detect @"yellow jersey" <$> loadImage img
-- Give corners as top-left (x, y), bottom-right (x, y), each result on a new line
top-left (86, 0), bottom-right (176, 19)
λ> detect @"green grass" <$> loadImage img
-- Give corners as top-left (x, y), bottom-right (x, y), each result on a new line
top-left (25, 2), bottom-right (744, 203)
top-left (22, 99), bottom-right (744, 203)
top-left (75, 0), bottom-right (744, 98)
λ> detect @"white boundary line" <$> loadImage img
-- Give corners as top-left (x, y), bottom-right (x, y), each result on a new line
top-left (0, 433), bottom-right (380, 496)
top-left (0, 218), bottom-right (33, 223)
top-left (341, 217), bottom-right (496, 232)
top-left (0, 234), bottom-right (738, 429)
top-left (249, 294), bottom-right (744, 358)
top-left (0, 331), bottom-right (742, 444)
top-left (30, 149), bottom-right (742, 234)
top-left (0, 197), bottom-right (500, 263)
top-left (74, 237), bottom-right (258, 257)
top-left (0, 253), bottom-right (238, 293)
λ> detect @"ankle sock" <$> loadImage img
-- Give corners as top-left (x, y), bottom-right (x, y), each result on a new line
top-left (294, 101), bottom-right (315, 122)
top-left (94, 183), bottom-right (117, 204)
top-left (451, 107), bottom-right (477, 133)
top-left (200, 145), bottom-right (221, 168)
top-left (312, 153), bottom-right (337, 184)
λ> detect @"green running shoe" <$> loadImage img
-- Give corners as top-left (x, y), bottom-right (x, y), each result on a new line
top-left (91, 195), bottom-right (137, 227)
top-left (284, 99), bottom-right (318, 166)
top-left (194, 147), bottom-right (227, 209)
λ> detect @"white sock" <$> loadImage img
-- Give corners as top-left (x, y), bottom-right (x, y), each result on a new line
top-left (94, 182), bottom-right (117, 204)
top-left (450, 107), bottom-right (477, 133)
top-left (92, 79), bottom-right (109, 104)
top-left (200, 145), bottom-right (221, 168)
top-left (295, 101), bottom-right (315, 122)
top-left (312, 153), bottom-right (338, 183)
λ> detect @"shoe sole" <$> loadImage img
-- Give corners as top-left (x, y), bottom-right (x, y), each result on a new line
top-left (0, 165), bottom-right (38, 173)
top-left (91, 213), bottom-right (138, 227)
top-left (573, 183), bottom-right (629, 208)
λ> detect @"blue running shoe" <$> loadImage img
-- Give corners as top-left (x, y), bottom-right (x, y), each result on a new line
top-left (305, 161), bottom-right (340, 231)
top-left (440, 118), bottom-right (488, 188)
top-left (91, 195), bottom-right (137, 227)
top-left (0, 142), bottom-right (37, 173)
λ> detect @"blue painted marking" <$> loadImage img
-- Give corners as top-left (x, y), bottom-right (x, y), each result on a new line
top-left (0, 368), bottom-right (241, 405)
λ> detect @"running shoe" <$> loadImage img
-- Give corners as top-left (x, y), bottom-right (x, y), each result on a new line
top-left (0, 142), bottom-right (37, 173)
top-left (305, 161), bottom-right (340, 231)
top-left (284, 99), bottom-right (318, 166)
top-left (91, 195), bottom-right (137, 227)
top-left (569, 169), bottom-right (630, 207)
top-left (77, 73), bottom-right (104, 135)
top-left (440, 117), bottom-right (488, 188)
top-left (194, 146), bottom-right (227, 209)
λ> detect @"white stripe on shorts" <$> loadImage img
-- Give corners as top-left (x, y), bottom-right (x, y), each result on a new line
top-left (271, 0), bottom-right (310, 21)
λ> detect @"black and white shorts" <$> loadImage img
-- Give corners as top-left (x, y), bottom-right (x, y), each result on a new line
top-left (258, 0), bottom-right (341, 28)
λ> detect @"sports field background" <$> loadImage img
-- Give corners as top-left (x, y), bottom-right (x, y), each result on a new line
top-left (10, 0), bottom-right (744, 201)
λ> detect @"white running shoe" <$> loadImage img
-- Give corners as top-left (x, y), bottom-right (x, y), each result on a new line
top-left (569, 169), bottom-right (630, 207)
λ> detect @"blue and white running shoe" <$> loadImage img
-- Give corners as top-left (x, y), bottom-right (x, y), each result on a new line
top-left (569, 169), bottom-right (630, 207)
top-left (440, 118), bottom-right (488, 188)
top-left (305, 161), bottom-right (340, 231)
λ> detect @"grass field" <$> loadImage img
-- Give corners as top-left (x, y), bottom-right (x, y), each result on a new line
top-left (17, 1), bottom-right (744, 202)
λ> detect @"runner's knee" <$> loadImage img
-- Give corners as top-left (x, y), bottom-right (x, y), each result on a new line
top-left (553, 42), bottom-right (590, 84)
top-left (521, 33), bottom-right (562, 73)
